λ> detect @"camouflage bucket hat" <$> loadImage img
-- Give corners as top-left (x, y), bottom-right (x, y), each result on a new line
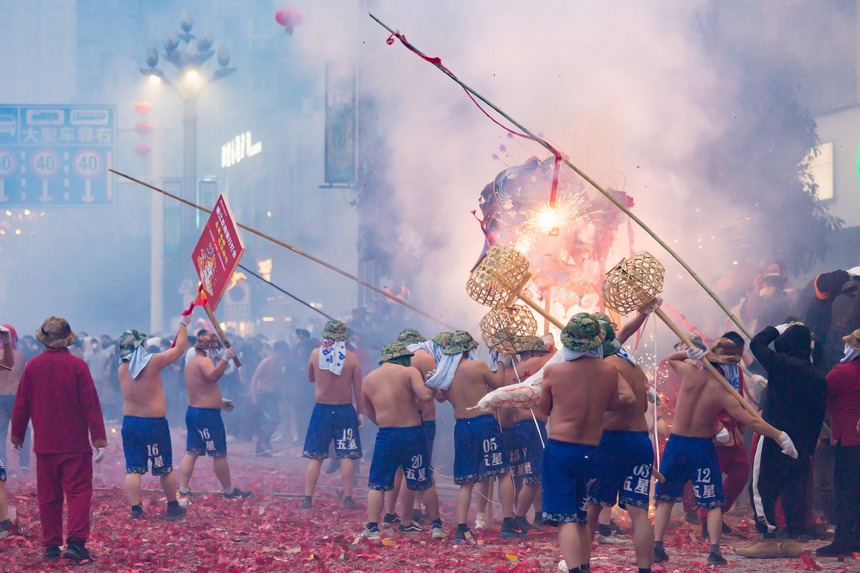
top-left (561, 313), bottom-right (607, 352)
top-left (35, 316), bottom-right (77, 349)
top-left (515, 335), bottom-right (550, 354)
top-left (397, 328), bottom-right (426, 345)
top-left (443, 330), bottom-right (479, 355)
top-left (431, 331), bottom-right (453, 347)
top-left (592, 313), bottom-right (620, 357)
top-left (674, 333), bottom-right (705, 352)
top-left (194, 332), bottom-right (222, 349)
top-left (321, 320), bottom-right (349, 341)
top-left (707, 337), bottom-right (744, 364)
top-left (118, 329), bottom-right (148, 360)
top-left (379, 341), bottom-right (415, 365)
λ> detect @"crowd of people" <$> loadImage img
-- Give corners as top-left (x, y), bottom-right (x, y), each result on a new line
top-left (0, 264), bottom-right (858, 571)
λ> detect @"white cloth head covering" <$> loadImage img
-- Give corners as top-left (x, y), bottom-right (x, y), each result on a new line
top-left (425, 349), bottom-right (477, 390)
top-left (319, 339), bottom-right (347, 375)
top-left (841, 344), bottom-right (860, 364)
top-left (562, 346), bottom-right (604, 361)
top-left (122, 346), bottom-right (154, 380)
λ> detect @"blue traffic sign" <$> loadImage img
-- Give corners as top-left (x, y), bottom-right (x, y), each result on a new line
top-left (0, 105), bottom-right (116, 205)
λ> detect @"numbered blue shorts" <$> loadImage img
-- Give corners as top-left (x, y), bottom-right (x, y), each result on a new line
top-left (422, 419), bottom-right (436, 463)
top-left (185, 407), bottom-right (227, 457)
top-left (542, 439), bottom-right (596, 525)
top-left (513, 419), bottom-right (547, 485)
top-left (122, 416), bottom-right (174, 475)
top-left (655, 434), bottom-right (726, 509)
top-left (586, 430), bottom-right (654, 509)
top-left (302, 403), bottom-right (362, 460)
top-left (453, 413), bottom-right (509, 485)
top-left (368, 425), bottom-right (432, 492)
top-left (502, 426), bottom-right (523, 476)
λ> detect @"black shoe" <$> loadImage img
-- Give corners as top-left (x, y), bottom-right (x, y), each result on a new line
top-left (130, 506), bottom-right (145, 520)
top-left (609, 518), bottom-right (628, 535)
top-left (513, 515), bottom-right (532, 533)
top-left (707, 552), bottom-right (727, 566)
top-left (300, 497), bottom-right (312, 510)
top-left (816, 542), bottom-right (850, 557)
top-left (398, 522), bottom-right (423, 533)
top-left (500, 520), bottom-right (527, 538)
top-left (722, 521), bottom-right (733, 535)
top-left (63, 541), bottom-right (92, 562)
top-left (165, 504), bottom-right (187, 522)
top-left (383, 513), bottom-right (402, 525)
top-left (224, 487), bottom-right (252, 499)
top-left (454, 527), bottom-right (474, 544)
top-left (45, 545), bottom-right (61, 561)
top-left (343, 497), bottom-right (358, 510)
top-left (654, 545), bottom-right (669, 563)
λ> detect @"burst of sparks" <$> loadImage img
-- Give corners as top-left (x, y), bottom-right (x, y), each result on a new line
top-left (521, 192), bottom-right (590, 237)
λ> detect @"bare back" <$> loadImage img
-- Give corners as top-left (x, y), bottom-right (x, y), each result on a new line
top-left (308, 347), bottom-right (362, 407)
top-left (0, 349), bottom-right (25, 395)
top-left (362, 363), bottom-right (432, 428)
top-left (443, 357), bottom-right (504, 419)
top-left (120, 335), bottom-right (186, 418)
top-left (185, 352), bottom-right (226, 409)
top-left (669, 359), bottom-right (737, 438)
top-left (540, 356), bottom-right (620, 445)
top-left (603, 356), bottom-right (649, 432)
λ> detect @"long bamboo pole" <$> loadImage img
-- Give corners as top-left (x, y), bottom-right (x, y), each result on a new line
top-left (110, 169), bottom-right (455, 330)
top-left (368, 13), bottom-right (753, 339)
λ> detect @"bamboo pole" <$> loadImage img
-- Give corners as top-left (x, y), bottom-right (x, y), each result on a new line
top-left (368, 13), bottom-right (753, 339)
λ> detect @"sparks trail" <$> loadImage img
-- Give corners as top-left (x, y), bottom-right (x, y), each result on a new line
top-left (369, 12), bottom-right (752, 338)
top-left (110, 169), bottom-right (456, 331)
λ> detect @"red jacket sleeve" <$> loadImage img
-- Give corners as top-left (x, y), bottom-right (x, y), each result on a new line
top-left (76, 361), bottom-right (108, 448)
top-left (10, 366), bottom-right (31, 445)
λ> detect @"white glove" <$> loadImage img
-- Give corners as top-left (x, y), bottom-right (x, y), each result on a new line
top-left (641, 296), bottom-right (663, 316)
top-left (715, 428), bottom-right (731, 444)
top-left (424, 369), bottom-right (436, 382)
top-left (94, 447), bottom-right (105, 463)
top-left (775, 323), bottom-right (790, 335)
top-left (12, 442), bottom-right (22, 455)
top-left (358, 414), bottom-right (365, 429)
top-left (686, 346), bottom-right (707, 361)
top-left (646, 385), bottom-right (660, 405)
top-left (223, 346), bottom-right (237, 361)
top-left (749, 374), bottom-right (768, 390)
top-left (0, 326), bottom-right (10, 343)
top-left (221, 398), bottom-right (235, 412)
top-left (179, 312), bottom-right (193, 327)
top-left (777, 431), bottom-right (798, 459)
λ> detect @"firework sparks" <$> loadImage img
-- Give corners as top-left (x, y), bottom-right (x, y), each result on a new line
top-left (522, 192), bottom-right (590, 238)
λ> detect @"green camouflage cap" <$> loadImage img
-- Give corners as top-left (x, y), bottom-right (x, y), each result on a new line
top-left (515, 335), bottom-right (550, 354)
top-left (397, 328), bottom-right (426, 345)
top-left (321, 320), bottom-right (349, 342)
top-left (593, 314), bottom-right (620, 357)
top-left (443, 330), bottom-right (479, 355)
top-left (674, 333), bottom-right (705, 352)
top-left (378, 341), bottom-right (415, 365)
top-left (118, 329), bottom-right (148, 360)
top-left (561, 313), bottom-right (607, 352)
top-left (431, 331), bottom-right (453, 347)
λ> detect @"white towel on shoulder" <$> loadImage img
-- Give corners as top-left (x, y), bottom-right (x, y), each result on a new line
top-left (425, 349), bottom-right (476, 390)
top-left (319, 339), bottom-right (347, 375)
top-left (123, 346), bottom-right (154, 380)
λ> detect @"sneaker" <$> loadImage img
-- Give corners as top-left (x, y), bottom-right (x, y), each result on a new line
top-left (412, 508), bottom-right (425, 524)
top-left (653, 545), bottom-right (669, 563)
top-left (300, 497), bottom-right (312, 510)
top-left (558, 559), bottom-right (569, 572)
top-left (513, 515), bottom-right (532, 533)
top-left (533, 513), bottom-right (544, 526)
top-left (129, 506), bottom-right (145, 520)
top-left (224, 487), bottom-right (252, 499)
top-left (398, 522), bottom-right (423, 533)
top-left (598, 533), bottom-right (631, 545)
top-left (474, 512), bottom-right (487, 529)
top-left (609, 518), bottom-right (628, 535)
top-left (165, 504), bottom-right (187, 522)
top-left (816, 542), bottom-right (850, 557)
top-left (0, 519), bottom-right (14, 539)
top-left (383, 513), bottom-right (402, 525)
top-left (722, 521), bottom-right (733, 535)
top-left (45, 545), bottom-right (61, 561)
top-left (707, 552), bottom-right (728, 566)
top-left (431, 523), bottom-right (445, 540)
top-left (359, 525), bottom-right (380, 540)
top-left (778, 538), bottom-right (802, 557)
top-left (343, 497), bottom-right (358, 510)
top-left (63, 541), bottom-right (92, 562)
top-left (177, 490), bottom-right (192, 507)
top-left (500, 520), bottom-right (527, 538)
top-left (455, 527), bottom-right (475, 544)
top-left (736, 536), bottom-right (781, 558)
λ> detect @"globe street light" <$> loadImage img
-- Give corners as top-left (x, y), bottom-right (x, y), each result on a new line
top-left (140, 10), bottom-right (235, 211)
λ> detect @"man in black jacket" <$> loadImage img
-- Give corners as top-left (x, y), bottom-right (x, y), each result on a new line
top-left (738, 323), bottom-right (827, 559)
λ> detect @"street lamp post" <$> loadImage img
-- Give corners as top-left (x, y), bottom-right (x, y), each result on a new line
top-left (140, 11), bottom-right (235, 331)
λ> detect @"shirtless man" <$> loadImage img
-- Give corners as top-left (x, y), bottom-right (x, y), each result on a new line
top-left (118, 315), bottom-right (190, 521)
top-left (251, 341), bottom-right (289, 456)
top-left (0, 325), bottom-right (28, 471)
top-left (653, 332), bottom-right (797, 566)
top-left (509, 336), bottom-right (554, 531)
top-left (302, 320), bottom-right (363, 510)
top-left (541, 313), bottom-right (630, 573)
top-left (439, 330), bottom-right (523, 541)
top-left (0, 325), bottom-right (16, 538)
top-left (361, 341), bottom-right (442, 539)
top-left (177, 333), bottom-right (250, 500)
top-left (584, 310), bottom-right (654, 573)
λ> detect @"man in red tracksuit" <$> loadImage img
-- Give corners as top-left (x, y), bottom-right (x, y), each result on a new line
top-left (11, 316), bottom-right (107, 563)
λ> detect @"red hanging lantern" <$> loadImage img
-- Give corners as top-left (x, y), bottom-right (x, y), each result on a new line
top-left (134, 101), bottom-right (152, 115)
top-left (134, 143), bottom-right (151, 156)
top-left (134, 120), bottom-right (152, 136)
top-left (274, 7), bottom-right (303, 35)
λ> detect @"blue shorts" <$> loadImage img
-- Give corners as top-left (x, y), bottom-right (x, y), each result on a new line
top-left (655, 434), bottom-right (726, 509)
top-left (502, 426), bottom-right (522, 473)
top-left (122, 416), bottom-right (174, 476)
top-left (422, 420), bottom-right (436, 463)
top-left (0, 458), bottom-right (5, 482)
top-left (302, 403), bottom-right (362, 460)
top-left (586, 430), bottom-right (653, 509)
top-left (368, 425), bottom-right (432, 492)
top-left (453, 414), bottom-right (509, 485)
top-left (513, 419), bottom-right (547, 485)
top-left (542, 439), bottom-right (596, 525)
top-left (185, 407), bottom-right (227, 457)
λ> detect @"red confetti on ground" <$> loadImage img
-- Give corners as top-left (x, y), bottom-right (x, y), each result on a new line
top-left (0, 428), bottom-right (851, 572)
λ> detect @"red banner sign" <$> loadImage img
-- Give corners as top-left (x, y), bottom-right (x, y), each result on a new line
top-left (191, 194), bottom-right (245, 311)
